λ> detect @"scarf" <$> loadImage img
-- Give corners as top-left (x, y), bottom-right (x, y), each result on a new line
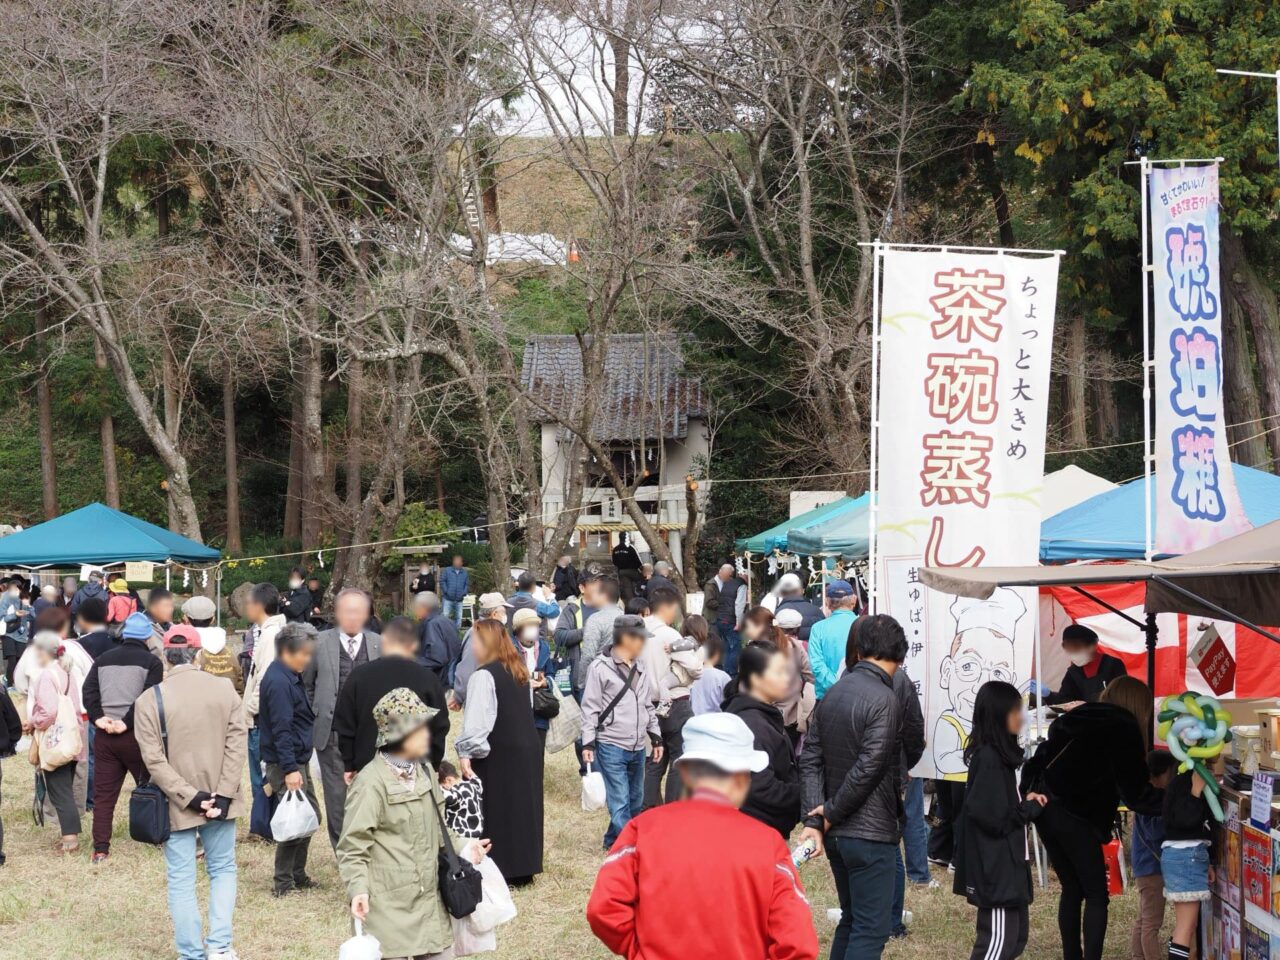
top-left (380, 751), bottom-right (418, 787)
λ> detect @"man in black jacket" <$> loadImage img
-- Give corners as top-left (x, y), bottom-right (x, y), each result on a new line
top-left (333, 616), bottom-right (449, 776)
top-left (82, 611), bottom-right (165, 863)
top-left (773, 573), bottom-right (825, 643)
top-left (799, 613), bottom-right (908, 960)
top-left (1043, 623), bottom-right (1126, 706)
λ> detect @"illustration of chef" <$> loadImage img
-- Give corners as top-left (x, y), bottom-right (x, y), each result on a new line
top-left (934, 587), bottom-right (1026, 779)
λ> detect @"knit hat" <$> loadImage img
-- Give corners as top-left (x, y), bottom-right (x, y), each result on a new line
top-left (121, 611), bottom-right (154, 640)
top-left (108, 578), bottom-right (131, 595)
top-left (511, 608), bottom-right (541, 631)
top-left (162, 624), bottom-right (202, 649)
top-left (182, 595), bottom-right (217, 621)
top-left (373, 687), bottom-right (439, 749)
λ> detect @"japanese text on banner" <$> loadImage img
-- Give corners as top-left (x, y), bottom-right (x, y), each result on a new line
top-left (1148, 164), bottom-right (1250, 554)
top-left (876, 249), bottom-right (1058, 780)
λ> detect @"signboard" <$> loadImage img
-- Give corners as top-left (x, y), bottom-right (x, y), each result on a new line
top-left (1255, 773), bottom-right (1276, 832)
top-left (124, 561), bottom-right (156, 583)
top-left (1148, 163), bottom-right (1250, 555)
top-left (1192, 622), bottom-right (1238, 696)
top-left (876, 248), bottom-right (1059, 779)
top-left (1245, 825), bottom-right (1274, 914)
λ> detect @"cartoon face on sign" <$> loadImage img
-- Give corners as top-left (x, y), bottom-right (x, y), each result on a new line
top-left (933, 587), bottom-right (1025, 778)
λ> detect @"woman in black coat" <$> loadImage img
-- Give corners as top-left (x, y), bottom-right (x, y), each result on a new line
top-left (722, 640), bottom-right (801, 839)
top-left (1020, 675), bottom-right (1163, 960)
top-left (954, 681), bottom-right (1047, 960)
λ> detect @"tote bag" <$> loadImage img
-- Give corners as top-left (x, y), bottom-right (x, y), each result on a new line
top-left (38, 671), bottom-right (82, 772)
top-left (545, 684), bottom-right (582, 754)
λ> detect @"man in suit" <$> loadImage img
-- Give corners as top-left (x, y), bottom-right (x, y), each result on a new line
top-left (302, 588), bottom-right (380, 850)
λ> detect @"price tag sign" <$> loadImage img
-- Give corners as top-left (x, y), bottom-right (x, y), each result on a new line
top-left (1251, 771), bottom-right (1274, 831)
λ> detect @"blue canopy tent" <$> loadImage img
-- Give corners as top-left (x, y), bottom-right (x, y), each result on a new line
top-left (733, 495), bottom-right (858, 555)
top-left (1038, 463), bottom-right (1280, 562)
top-left (783, 492), bottom-right (872, 559)
top-left (0, 502), bottom-right (220, 568)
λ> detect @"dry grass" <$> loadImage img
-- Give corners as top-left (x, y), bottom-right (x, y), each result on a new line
top-left (0, 720), bottom-right (1153, 960)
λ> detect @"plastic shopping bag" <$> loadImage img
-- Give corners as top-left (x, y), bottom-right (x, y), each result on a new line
top-left (545, 684), bottom-right (583, 754)
top-left (469, 856), bottom-right (518, 933)
top-left (581, 763), bottom-right (607, 812)
top-left (338, 920), bottom-right (381, 960)
top-left (451, 914), bottom-right (496, 957)
top-left (271, 788), bottom-right (320, 843)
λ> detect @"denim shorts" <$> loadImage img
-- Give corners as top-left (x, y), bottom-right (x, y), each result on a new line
top-left (1162, 843), bottom-right (1211, 902)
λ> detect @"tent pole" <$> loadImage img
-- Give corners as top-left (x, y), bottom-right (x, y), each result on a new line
top-left (216, 567), bottom-right (222, 628)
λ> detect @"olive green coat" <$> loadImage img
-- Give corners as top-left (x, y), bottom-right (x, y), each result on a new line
top-left (336, 757), bottom-right (463, 958)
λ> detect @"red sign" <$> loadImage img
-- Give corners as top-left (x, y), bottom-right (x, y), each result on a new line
top-left (1191, 623), bottom-right (1236, 696)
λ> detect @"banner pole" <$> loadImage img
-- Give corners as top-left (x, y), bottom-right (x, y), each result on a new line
top-left (1139, 157), bottom-right (1154, 563)
top-left (868, 239), bottom-right (882, 614)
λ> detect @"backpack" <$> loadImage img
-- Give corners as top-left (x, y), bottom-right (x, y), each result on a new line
top-left (107, 594), bottom-right (138, 624)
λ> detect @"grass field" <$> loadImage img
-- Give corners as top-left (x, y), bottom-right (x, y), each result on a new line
top-left (0, 717), bottom-right (1152, 960)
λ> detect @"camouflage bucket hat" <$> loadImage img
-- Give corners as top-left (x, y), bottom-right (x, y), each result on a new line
top-left (373, 687), bottom-right (438, 748)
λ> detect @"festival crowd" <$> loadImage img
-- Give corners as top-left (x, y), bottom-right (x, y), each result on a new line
top-left (0, 557), bottom-right (1212, 960)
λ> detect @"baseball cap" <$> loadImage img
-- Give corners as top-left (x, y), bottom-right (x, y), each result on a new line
top-left (825, 579), bottom-right (854, 600)
top-left (774, 608), bottom-right (804, 630)
top-left (677, 713), bottom-right (769, 773)
top-left (183, 595), bottom-right (217, 621)
top-left (162, 624), bottom-right (202, 649)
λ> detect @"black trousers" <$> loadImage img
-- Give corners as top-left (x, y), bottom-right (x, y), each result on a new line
top-left (43, 761), bottom-right (81, 836)
top-left (970, 904), bottom-right (1030, 960)
top-left (1037, 802), bottom-right (1109, 960)
top-left (643, 697), bottom-right (693, 809)
top-left (927, 779), bottom-right (966, 864)
top-left (265, 763), bottom-right (320, 893)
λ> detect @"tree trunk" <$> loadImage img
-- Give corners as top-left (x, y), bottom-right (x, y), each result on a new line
top-left (93, 335), bottom-right (120, 509)
top-left (1061, 314), bottom-right (1089, 449)
top-left (1090, 358), bottom-right (1121, 443)
top-left (681, 476), bottom-right (702, 590)
top-left (1221, 230), bottom-right (1280, 470)
top-left (976, 143), bottom-right (1015, 247)
top-left (610, 32), bottom-right (630, 137)
top-left (34, 301), bottom-right (58, 520)
top-left (484, 469), bottom-right (512, 594)
top-left (299, 343), bottom-right (326, 549)
top-left (345, 359), bottom-right (363, 520)
top-left (283, 400), bottom-right (303, 540)
top-left (1222, 273), bottom-right (1269, 468)
top-left (434, 457), bottom-right (445, 512)
top-left (162, 348), bottom-right (181, 531)
top-left (223, 367), bottom-right (242, 552)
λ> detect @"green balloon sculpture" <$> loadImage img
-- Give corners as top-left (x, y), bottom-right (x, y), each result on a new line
top-left (1157, 691), bottom-right (1233, 822)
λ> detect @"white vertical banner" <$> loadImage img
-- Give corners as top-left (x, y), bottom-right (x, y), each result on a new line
top-left (876, 248), bottom-right (1059, 780)
top-left (1147, 163), bottom-right (1251, 555)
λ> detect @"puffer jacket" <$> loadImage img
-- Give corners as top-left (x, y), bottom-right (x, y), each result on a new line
top-left (723, 692), bottom-right (801, 839)
top-left (893, 667), bottom-right (926, 786)
top-left (800, 659), bottom-right (901, 843)
top-left (580, 654), bottom-right (659, 752)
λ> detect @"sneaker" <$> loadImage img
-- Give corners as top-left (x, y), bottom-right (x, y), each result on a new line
top-left (208, 951), bottom-right (240, 960)
top-left (914, 878), bottom-right (942, 890)
top-left (271, 885), bottom-right (295, 899)
top-left (91, 851), bottom-right (109, 864)
top-left (294, 876), bottom-right (319, 890)
top-left (927, 856), bottom-right (949, 867)
top-left (891, 927), bottom-right (910, 941)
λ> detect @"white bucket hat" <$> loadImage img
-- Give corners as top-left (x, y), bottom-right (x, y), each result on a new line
top-left (676, 713), bottom-right (769, 773)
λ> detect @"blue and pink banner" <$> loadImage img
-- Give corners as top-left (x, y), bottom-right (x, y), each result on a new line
top-left (1149, 164), bottom-right (1250, 555)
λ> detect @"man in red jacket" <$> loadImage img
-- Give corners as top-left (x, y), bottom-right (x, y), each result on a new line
top-left (587, 713), bottom-right (819, 960)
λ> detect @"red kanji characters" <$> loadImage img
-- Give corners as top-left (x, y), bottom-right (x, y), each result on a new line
top-left (920, 431), bottom-right (994, 507)
top-left (924, 350), bottom-right (999, 424)
top-left (928, 268), bottom-right (1007, 343)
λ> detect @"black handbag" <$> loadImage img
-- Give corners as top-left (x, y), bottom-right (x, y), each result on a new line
top-left (430, 778), bottom-right (484, 918)
top-left (129, 687), bottom-right (172, 845)
top-left (532, 682), bottom-right (560, 720)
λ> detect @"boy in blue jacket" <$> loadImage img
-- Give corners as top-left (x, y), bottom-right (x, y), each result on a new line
top-left (1131, 750), bottom-right (1178, 960)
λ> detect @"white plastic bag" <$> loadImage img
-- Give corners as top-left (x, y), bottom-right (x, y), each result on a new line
top-left (581, 763), bottom-right (607, 812)
top-left (545, 684), bottom-right (583, 754)
top-left (338, 920), bottom-right (381, 960)
top-left (452, 915), bottom-right (496, 957)
top-left (469, 856), bottom-right (518, 933)
top-left (271, 788), bottom-right (320, 842)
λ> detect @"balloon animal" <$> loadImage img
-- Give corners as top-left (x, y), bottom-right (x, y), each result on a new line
top-left (1157, 691), bottom-right (1233, 822)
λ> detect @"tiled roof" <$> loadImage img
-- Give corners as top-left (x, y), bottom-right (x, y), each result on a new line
top-left (520, 334), bottom-right (706, 441)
